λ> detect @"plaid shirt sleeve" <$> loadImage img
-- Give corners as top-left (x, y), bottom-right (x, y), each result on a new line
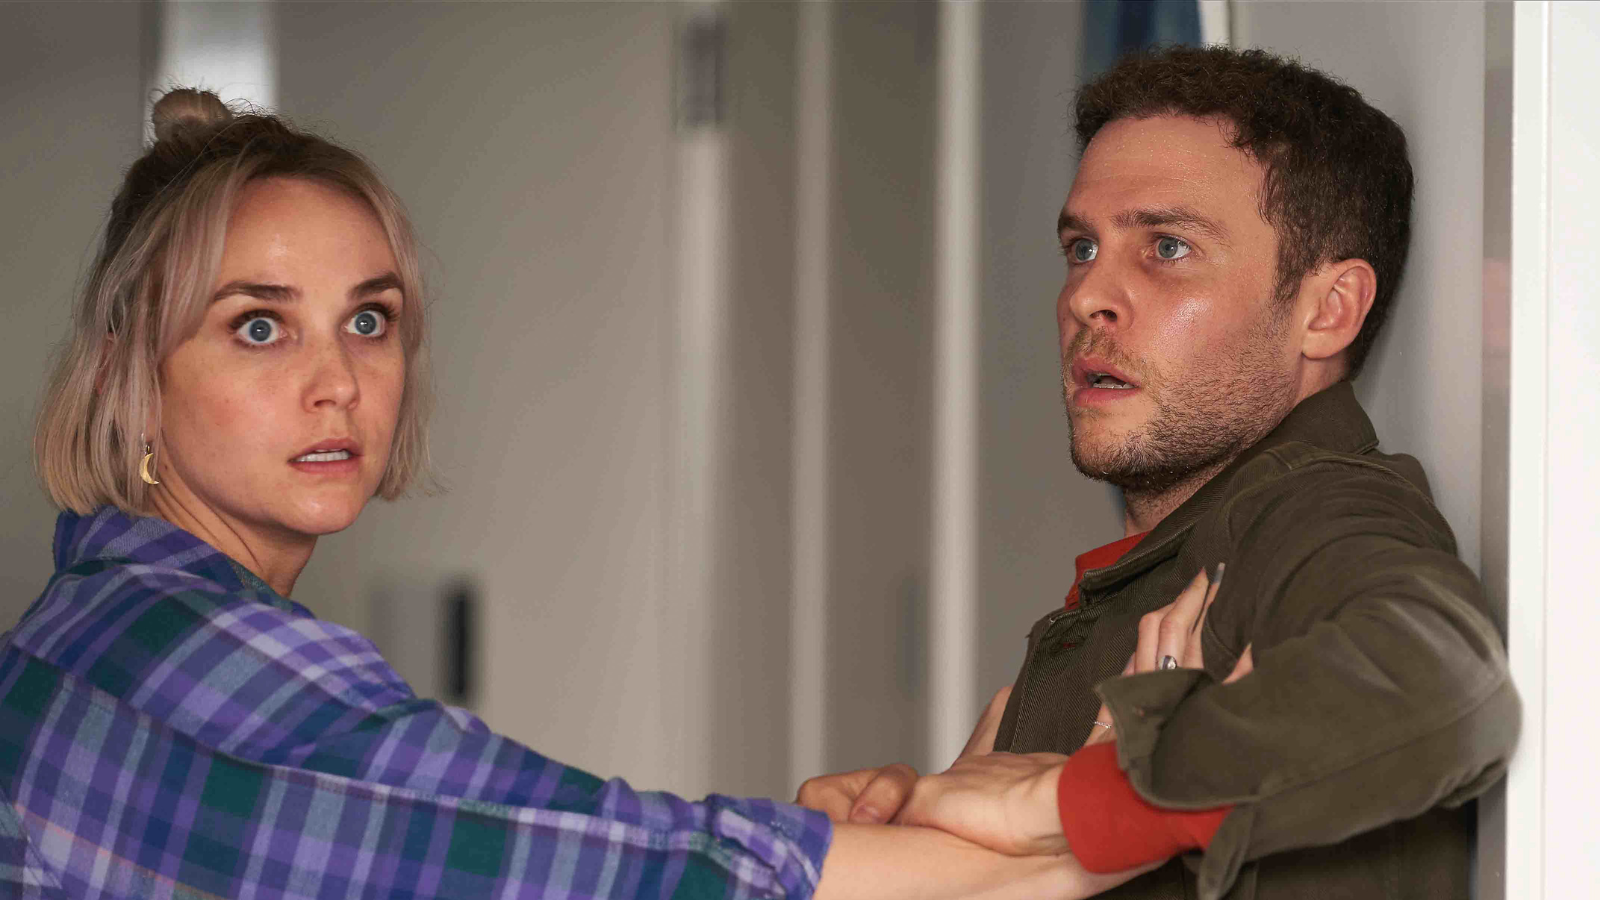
top-left (0, 551), bottom-right (830, 900)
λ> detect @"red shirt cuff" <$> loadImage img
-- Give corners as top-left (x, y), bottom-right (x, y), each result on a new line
top-left (1056, 741), bottom-right (1232, 873)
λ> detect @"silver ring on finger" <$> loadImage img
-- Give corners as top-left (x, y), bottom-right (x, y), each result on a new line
top-left (1159, 655), bottom-right (1179, 670)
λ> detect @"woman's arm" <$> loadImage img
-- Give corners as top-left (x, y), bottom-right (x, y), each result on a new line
top-left (817, 823), bottom-right (1149, 900)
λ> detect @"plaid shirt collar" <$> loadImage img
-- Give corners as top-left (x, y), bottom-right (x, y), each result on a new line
top-left (52, 506), bottom-right (297, 611)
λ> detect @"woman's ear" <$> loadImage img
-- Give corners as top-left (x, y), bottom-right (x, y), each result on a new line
top-left (1300, 259), bottom-right (1377, 365)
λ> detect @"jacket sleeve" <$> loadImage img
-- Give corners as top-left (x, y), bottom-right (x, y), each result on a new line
top-left (1093, 458), bottom-right (1520, 900)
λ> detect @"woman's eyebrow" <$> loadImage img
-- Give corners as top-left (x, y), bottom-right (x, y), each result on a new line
top-left (211, 281), bottom-right (298, 303)
top-left (352, 272), bottom-right (402, 299)
top-left (209, 274), bottom-right (402, 304)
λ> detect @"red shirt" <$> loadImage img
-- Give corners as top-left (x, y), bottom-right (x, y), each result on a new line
top-left (1054, 534), bottom-right (1232, 873)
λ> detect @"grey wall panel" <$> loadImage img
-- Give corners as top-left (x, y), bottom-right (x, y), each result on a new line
top-left (976, 1), bottom-right (1120, 731)
top-left (0, 2), bottom-right (146, 627)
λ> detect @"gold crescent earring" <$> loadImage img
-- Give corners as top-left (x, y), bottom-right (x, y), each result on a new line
top-left (139, 432), bottom-right (160, 486)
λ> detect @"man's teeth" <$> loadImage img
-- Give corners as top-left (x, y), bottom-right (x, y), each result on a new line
top-left (1090, 374), bottom-right (1133, 389)
top-left (296, 450), bottom-right (351, 462)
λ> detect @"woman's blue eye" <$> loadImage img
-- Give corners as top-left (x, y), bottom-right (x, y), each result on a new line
top-left (237, 316), bottom-right (280, 345)
top-left (1071, 239), bottom-right (1097, 263)
top-left (1155, 236), bottom-right (1191, 260)
top-left (346, 309), bottom-right (387, 337)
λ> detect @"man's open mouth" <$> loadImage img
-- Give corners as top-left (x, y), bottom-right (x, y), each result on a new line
top-left (1086, 372), bottom-right (1135, 390)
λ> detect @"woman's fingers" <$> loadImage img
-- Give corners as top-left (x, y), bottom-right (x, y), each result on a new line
top-left (847, 763), bottom-right (920, 824)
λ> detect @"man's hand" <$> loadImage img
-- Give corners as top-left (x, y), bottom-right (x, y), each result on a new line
top-left (1085, 563), bottom-right (1254, 748)
top-left (894, 751), bottom-right (1072, 857)
top-left (961, 685), bottom-right (1012, 758)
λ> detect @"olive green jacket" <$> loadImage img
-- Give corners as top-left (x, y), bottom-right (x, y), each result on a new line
top-left (993, 383), bottom-right (1519, 900)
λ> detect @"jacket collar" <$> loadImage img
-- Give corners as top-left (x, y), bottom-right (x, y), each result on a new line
top-left (1080, 381), bottom-right (1379, 593)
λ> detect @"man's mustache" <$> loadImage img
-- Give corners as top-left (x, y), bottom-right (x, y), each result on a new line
top-left (1065, 332), bottom-right (1145, 384)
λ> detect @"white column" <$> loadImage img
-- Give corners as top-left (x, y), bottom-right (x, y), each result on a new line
top-left (670, 0), bottom-right (731, 800)
top-left (150, 0), bottom-right (277, 135)
top-left (789, 0), bottom-right (834, 792)
top-left (1500, 4), bottom-right (1549, 898)
top-left (929, 0), bottom-right (982, 768)
top-left (1198, 0), bottom-right (1232, 47)
top-left (1534, 2), bottom-right (1600, 896)
top-left (1500, 2), bottom-right (1600, 897)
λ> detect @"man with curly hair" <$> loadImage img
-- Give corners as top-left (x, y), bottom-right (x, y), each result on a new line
top-left (798, 45), bottom-right (1518, 900)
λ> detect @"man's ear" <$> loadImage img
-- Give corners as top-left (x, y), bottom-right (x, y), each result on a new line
top-left (1300, 259), bottom-right (1377, 363)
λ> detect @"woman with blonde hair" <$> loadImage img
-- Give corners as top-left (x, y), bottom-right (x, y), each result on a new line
top-left (0, 89), bottom-right (1137, 899)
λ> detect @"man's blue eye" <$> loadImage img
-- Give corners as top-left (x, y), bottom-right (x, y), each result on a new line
top-left (346, 309), bottom-right (387, 337)
top-left (1071, 240), bottom-right (1097, 263)
top-left (1156, 236), bottom-right (1191, 260)
top-left (238, 317), bottom-right (280, 345)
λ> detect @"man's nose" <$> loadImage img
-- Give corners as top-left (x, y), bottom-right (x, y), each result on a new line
top-left (1062, 261), bottom-right (1132, 332)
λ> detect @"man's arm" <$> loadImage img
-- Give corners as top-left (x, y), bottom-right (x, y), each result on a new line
top-left (898, 460), bottom-right (1517, 896)
top-left (1096, 460), bottom-right (1518, 891)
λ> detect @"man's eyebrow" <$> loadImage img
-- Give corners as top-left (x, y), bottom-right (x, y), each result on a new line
top-left (1057, 210), bottom-right (1093, 237)
top-left (1111, 206), bottom-right (1231, 243)
top-left (1056, 207), bottom-right (1232, 244)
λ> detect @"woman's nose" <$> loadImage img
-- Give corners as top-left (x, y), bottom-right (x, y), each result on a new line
top-left (304, 336), bottom-right (361, 410)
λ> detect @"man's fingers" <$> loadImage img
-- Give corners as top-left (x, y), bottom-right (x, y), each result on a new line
top-left (960, 685), bottom-right (1011, 759)
top-left (1083, 702), bottom-right (1116, 747)
top-left (1195, 563), bottom-right (1225, 633)
top-left (847, 763), bottom-right (919, 823)
top-left (1224, 644), bottom-right (1255, 684)
top-left (1134, 601), bottom-right (1173, 672)
top-left (1144, 569), bottom-right (1207, 671)
top-left (1182, 562), bottom-right (1226, 668)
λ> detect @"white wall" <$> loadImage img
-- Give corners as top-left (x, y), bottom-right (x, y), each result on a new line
top-left (1232, 0), bottom-right (1486, 570)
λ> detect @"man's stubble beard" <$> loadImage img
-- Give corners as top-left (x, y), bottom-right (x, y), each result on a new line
top-left (1063, 306), bottom-right (1299, 500)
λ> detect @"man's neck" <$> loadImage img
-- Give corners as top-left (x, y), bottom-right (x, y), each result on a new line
top-left (1117, 373), bottom-right (1343, 537)
top-left (1120, 457), bottom-right (1230, 537)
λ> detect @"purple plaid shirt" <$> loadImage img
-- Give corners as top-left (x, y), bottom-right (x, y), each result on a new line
top-left (0, 507), bottom-right (831, 899)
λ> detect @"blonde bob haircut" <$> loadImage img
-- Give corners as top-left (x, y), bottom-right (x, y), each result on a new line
top-left (36, 88), bottom-right (433, 514)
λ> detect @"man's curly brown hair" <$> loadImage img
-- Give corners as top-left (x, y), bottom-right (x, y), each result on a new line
top-left (1076, 45), bottom-right (1413, 379)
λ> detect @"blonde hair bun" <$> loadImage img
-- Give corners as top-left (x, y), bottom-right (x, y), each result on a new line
top-left (151, 88), bottom-right (233, 143)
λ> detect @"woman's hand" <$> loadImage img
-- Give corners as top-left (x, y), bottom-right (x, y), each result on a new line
top-left (795, 685), bottom-right (1012, 824)
top-left (1084, 564), bottom-right (1254, 748)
